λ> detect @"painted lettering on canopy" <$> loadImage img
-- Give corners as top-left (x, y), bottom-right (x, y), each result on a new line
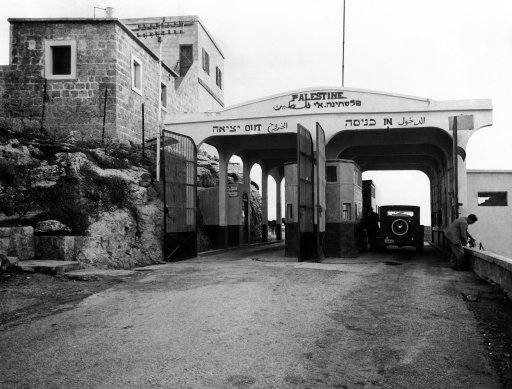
top-left (398, 116), bottom-right (425, 126)
top-left (345, 116), bottom-right (426, 128)
top-left (273, 91), bottom-right (361, 111)
top-left (212, 122), bottom-right (288, 134)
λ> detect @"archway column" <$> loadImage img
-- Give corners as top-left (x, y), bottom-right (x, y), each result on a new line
top-left (261, 163), bottom-right (268, 242)
top-left (275, 175), bottom-right (283, 241)
top-left (456, 131), bottom-right (471, 217)
top-left (217, 151), bottom-right (229, 248)
top-left (242, 156), bottom-right (252, 244)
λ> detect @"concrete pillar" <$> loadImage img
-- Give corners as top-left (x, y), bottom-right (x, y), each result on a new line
top-left (456, 132), bottom-right (471, 217)
top-left (218, 151), bottom-right (229, 248)
top-left (242, 157), bottom-right (252, 244)
top-left (275, 175), bottom-right (283, 241)
top-left (261, 163), bottom-right (268, 242)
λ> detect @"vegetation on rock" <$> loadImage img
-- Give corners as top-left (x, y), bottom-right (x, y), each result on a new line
top-left (0, 125), bottom-right (264, 267)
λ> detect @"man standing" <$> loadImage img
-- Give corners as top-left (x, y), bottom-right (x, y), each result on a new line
top-left (444, 214), bottom-right (478, 270)
top-left (363, 209), bottom-right (380, 251)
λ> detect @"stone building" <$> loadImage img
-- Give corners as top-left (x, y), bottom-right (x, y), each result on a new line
top-left (123, 16), bottom-right (225, 112)
top-left (0, 16), bottom-right (224, 144)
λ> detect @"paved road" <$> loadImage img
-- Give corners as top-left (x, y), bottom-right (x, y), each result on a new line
top-left (0, 244), bottom-right (500, 388)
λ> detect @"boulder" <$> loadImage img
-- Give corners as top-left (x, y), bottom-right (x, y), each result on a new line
top-left (0, 253), bottom-right (18, 271)
top-left (29, 161), bottom-right (66, 188)
top-left (76, 200), bottom-right (163, 269)
top-left (55, 152), bottom-right (90, 176)
top-left (27, 144), bottom-right (44, 158)
top-left (34, 235), bottom-right (84, 261)
top-left (138, 172), bottom-right (152, 187)
top-left (89, 148), bottom-right (127, 169)
top-left (0, 139), bottom-right (36, 165)
top-left (35, 219), bottom-right (72, 234)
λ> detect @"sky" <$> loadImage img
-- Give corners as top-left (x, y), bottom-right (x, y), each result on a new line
top-left (1, 0), bottom-right (511, 225)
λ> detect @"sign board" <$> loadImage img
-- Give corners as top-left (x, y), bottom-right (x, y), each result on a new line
top-left (449, 115), bottom-right (474, 131)
top-left (227, 185), bottom-right (238, 197)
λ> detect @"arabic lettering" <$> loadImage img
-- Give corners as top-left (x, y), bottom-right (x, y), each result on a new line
top-left (267, 122), bottom-right (288, 133)
top-left (398, 116), bottom-right (426, 126)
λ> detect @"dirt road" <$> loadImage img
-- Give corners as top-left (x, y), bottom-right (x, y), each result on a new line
top-left (0, 245), bottom-right (506, 388)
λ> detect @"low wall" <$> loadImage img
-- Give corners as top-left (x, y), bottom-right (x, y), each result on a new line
top-left (465, 247), bottom-right (512, 299)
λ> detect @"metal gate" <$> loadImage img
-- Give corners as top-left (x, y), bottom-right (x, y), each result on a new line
top-left (315, 123), bottom-right (326, 260)
top-left (297, 124), bottom-right (315, 261)
top-left (161, 130), bottom-right (198, 261)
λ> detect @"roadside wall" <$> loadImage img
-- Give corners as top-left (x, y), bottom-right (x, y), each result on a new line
top-left (465, 247), bottom-right (512, 300)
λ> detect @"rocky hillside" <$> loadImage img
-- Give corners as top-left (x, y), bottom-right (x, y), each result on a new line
top-left (0, 125), bottom-right (262, 268)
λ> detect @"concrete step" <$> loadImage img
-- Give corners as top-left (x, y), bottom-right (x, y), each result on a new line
top-left (65, 268), bottom-right (136, 280)
top-left (17, 260), bottom-right (80, 274)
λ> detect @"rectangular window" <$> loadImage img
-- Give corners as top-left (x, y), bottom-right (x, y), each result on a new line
top-left (202, 48), bottom-right (210, 75)
top-left (326, 165), bottom-right (337, 182)
top-left (216, 66), bottom-right (222, 89)
top-left (131, 55), bottom-right (142, 95)
top-left (44, 40), bottom-right (76, 80)
top-left (354, 168), bottom-right (362, 186)
top-left (179, 45), bottom-right (193, 77)
top-left (52, 46), bottom-right (71, 75)
top-left (342, 203), bottom-right (351, 220)
top-left (355, 203), bottom-right (358, 220)
top-left (287, 204), bottom-right (293, 220)
top-left (478, 191), bottom-right (508, 206)
top-left (161, 83), bottom-right (167, 108)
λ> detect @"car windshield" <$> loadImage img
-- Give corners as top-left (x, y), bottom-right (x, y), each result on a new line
top-left (386, 210), bottom-right (415, 217)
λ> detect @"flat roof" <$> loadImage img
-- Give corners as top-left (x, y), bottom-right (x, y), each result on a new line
top-left (468, 170), bottom-right (512, 174)
top-left (8, 18), bottom-right (179, 77)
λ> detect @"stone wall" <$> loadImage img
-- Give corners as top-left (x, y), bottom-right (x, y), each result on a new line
top-left (113, 23), bottom-right (171, 143)
top-left (0, 21), bottom-right (118, 140)
top-left (122, 16), bottom-right (198, 75)
top-left (0, 19), bottom-right (200, 144)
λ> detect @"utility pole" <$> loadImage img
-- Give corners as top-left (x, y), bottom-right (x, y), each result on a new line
top-left (342, 0), bottom-right (346, 87)
top-left (157, 34), bottom-right (162, 181)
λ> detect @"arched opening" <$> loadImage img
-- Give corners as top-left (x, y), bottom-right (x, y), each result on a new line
top-left (324, 127), bottom-right (451, 253)
top-left (362, 170), bottom-right (432, 226)
top-left (249, 162), bottom-right (263, 243)
top-left (196, 143), bottom-right (220, 252)
top-left (250, 163), bottom-right (262, 194)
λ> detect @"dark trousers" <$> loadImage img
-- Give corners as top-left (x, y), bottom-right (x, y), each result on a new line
top-left (448, 241), bottom-right (466, 270)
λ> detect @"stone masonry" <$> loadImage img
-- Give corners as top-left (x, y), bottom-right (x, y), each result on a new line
top-left (0, 18), bottom-right (200, 144)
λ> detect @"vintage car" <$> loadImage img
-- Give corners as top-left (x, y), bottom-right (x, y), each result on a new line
top-left (376, 205), bottom-right (424, 252)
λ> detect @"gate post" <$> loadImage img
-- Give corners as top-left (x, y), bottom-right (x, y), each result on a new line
top-left (218, 151), bottom-right (229, 248)
top-left (275, 174), bottom-right (283, 241)
top-left (261, 163), bottom-right (268, 242)
top-left (242, 156), bottom-right (252, 244)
